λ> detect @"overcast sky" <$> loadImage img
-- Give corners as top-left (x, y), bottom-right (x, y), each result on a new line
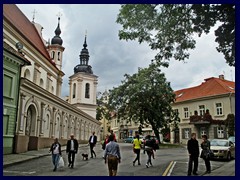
top-left (17, 4), bottom-right (235, 98)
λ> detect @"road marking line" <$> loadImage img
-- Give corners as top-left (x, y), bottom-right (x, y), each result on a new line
top-left (162, 161), bottom-right (174, 176)
top-left (3, 170), bottom-right (36, 174)
top-left (167, 161), bottom-right (176, 176)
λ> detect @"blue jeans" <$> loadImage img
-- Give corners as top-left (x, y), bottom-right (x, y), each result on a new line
top-left (52, 154), bottom-right (60, 170)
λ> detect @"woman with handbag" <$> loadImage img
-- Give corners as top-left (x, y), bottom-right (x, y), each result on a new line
top-left (49, 138), bottom-right (62, 171)
top-left (200, 135), bottom-right (211, 174)
top-left (102, 134), bottom-right (109, 158)
top-left (132, 135), bottom-right (142, 166)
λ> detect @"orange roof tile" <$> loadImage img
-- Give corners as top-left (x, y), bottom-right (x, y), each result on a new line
top-left (175, 77), bottom-right (235, 103)
top-left (3, 4), bottom-right (57, 69)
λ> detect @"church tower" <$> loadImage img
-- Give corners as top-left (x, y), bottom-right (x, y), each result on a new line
top-left (47, 17), bottom-right (65, 97)
top-left (69, 35), bottom-right (98, 119)
top-left (47, 17), bottom-right (65, 71)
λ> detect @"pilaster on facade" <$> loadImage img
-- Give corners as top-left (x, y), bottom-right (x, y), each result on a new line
top-left (46, 72), bottom-right (52, 93)
top-left (18, 93), bottom-right (26, 133)
top-left (77, 78), bottom-right (83, 102)
top-left (33, 62), bottom-right (41, 85)
top-left (39, 102), bottom-right (46, 137)
top-left (56, 76), bottom-right (63, 97)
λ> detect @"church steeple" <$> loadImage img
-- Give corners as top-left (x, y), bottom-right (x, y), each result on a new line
top-left (51, 17), bottom-right (63, 45)
top-left (68, 34), bottom-right (98, 118)
top-left (80, 35), bottom-right (89, 66)
top-left (74, 34), bottom-right (93, 74)
top-left (47, 16), bottom-right (65, 73)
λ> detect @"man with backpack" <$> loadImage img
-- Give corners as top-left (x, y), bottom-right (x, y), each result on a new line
top-left (144, 135), bottom-right (156, 168)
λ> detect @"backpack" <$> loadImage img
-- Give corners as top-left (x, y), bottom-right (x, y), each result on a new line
top-left (145, 139), bottom-right (153, 147)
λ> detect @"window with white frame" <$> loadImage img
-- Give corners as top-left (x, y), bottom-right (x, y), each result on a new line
top-left (217, 126), bottom-right (224, 138)
top-left (216, 103), bottom-right (223, 115)
top-left (199, 105), bottom-right (205, 116)
top-left (184, 129), bottom-right (190, 139)
top-left (183, 107), bottom-right (189, 118)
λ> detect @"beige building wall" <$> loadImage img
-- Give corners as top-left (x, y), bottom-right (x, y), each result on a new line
top-left (3, 7), bottom-right (101, 153)
top-left (4, 25), bottom-right (63, 98)
top-left (173, 95), bottom-right (234, 122)
top-left (69, 72), bottom-right (98, 119)
top-left (172, 94), bottom-right (235, 144)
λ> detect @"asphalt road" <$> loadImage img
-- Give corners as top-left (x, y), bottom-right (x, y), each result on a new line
top-left (3, 143), bottom-right (228, 176)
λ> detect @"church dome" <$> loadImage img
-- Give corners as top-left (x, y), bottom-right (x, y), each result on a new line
top-left (74, 64), bottom-right (93, 74)
top-left (51, 36), bottom-right (63, 45)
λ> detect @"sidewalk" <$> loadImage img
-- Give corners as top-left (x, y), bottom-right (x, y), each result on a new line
top-left (202, 159), bottom-right (235, 176)
top-left (3, 144), bottom-right (89, 168)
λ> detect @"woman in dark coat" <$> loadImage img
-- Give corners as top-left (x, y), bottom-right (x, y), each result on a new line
top-left (201, 135), bottom-right (211, 174)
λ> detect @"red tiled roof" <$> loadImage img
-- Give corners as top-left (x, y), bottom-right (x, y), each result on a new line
top-left (3, 4), bottom-right (57, 69)
top-left (175, 77), bottom-right (235, 103)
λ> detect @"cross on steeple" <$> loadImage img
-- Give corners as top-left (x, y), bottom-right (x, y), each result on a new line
top-left (32, 9), bottom-right (37, 22)
top-left (56, 12), bottom-right (62, 21)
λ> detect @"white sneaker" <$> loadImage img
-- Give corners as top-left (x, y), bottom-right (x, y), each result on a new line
top-left (146, 164), bottom-right (149, 168)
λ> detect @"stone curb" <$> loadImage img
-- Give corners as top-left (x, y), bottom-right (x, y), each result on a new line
top-left (3, 144), bottom-right (89, 168)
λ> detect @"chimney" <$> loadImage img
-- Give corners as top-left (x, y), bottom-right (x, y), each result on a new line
top-left (219, 74), bottom-right (224, 80)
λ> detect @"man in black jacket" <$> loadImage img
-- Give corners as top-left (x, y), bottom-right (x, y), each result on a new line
top-left (66, 134), bottom-right (79, 168)
top-left (187, 132), bottom-right (199, 176)
top-left (89, 131), bottom-right (97, 158)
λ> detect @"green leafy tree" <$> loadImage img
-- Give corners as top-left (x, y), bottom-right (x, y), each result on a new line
top-left (108, 63), bottom-right (176, 141)
top-left (225, 113), bottom-right (235, 136)
top-left (96, 96), bottom-right (112, 121)
top-left (117, 4), bottom-right (235, 66)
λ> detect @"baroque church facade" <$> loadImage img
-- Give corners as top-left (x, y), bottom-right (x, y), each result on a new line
top-left (3, 4), bottom-right (100, 153)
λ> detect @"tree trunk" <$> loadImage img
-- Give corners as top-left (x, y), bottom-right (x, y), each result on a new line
top-left (151, 124), bottom-right (161, 144)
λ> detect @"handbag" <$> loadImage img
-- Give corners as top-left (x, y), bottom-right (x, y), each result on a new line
top-left (208, 150), bottom-right (214, 159)
top-left (200, 150), bottom-right (208, 159)
top-left (58, 156), bottom-right (64, 168)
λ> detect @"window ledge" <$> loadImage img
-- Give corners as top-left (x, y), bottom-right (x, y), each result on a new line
top-left (214, 115), bottom-right (225, 117)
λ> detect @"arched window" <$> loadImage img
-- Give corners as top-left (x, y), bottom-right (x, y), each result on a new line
top-left (58, 52), bottom-right (61, 61)
top-left (40, 78), bottom-right (44, 88)
top-left (24, 69), bottom-right (30, 80)
top-left (73, 83), bottom-right (76, 98)
top-left (52, 51), bottom-right (55, 59)
top-left (85, 83), bottom-right (90, 98)
top-left (52, 86), bottom-right (54, 94)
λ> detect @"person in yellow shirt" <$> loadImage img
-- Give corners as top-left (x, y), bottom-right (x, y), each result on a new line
top-left (133, 134), bottom-right (142, 166)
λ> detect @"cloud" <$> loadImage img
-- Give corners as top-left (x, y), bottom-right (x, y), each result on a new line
top-left (17, 4), bottom-right (235, 97)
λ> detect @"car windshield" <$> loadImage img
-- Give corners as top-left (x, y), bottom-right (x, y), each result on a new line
top-left (228, 137), bottom-right (235, 143)
top-left (211, 140), bottom-right (229, 147)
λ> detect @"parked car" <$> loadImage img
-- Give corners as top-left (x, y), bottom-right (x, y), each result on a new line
top-left (124, 136), bottom-right (134, 143)
top-left (228, 136), bottom-right (235, 144)
top-left (210, 139), bottom-right (235, 161)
